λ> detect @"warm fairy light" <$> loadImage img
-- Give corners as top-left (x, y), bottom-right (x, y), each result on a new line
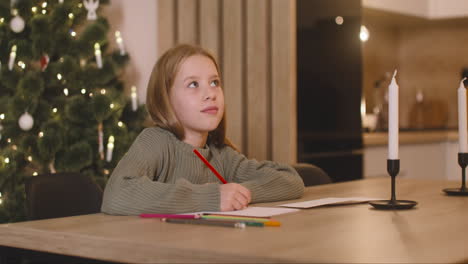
top-left (100, 89), bottom-right (106, 94)
top-left (0, 113), bottom-right (4, 120)
top-left (38, 132), bottom-right (44, 137)
top-left (110, 103), bottom-right (115, 109)
top-left (42, 2), bottom-right (47, 8)
top-left (57, 73), bottom-right (63, 80)
top-left (27, 156), bottom-right (33, 162)
top-left (7, 138), bottom-right (11, 143)
top-left (12, 9), bottom-right (18, 16)
top-left (12, 145), bottom-right (17, 150)
top-left (94, 43), bottom-right (102, 68)
top-left (89, 92), bottom-right (94, 97)
top-left (4, 158), bottom-right (9, 164)
top-left (360, 25), bottom-right (369, 42)
top-left (103, 169), bottom-right (110, 175)
top-left (63, 88), bottom-right (69, 96)
top-left (18, 61), bottom-right (26, 69)
top-left (32, 7), bottom-right (38, 13)
top-left (68, 13), bottom-right (74, 19)
top-left (0, 192), bottom-right (2, 197)
top-left (70, 31), bottom-right (76, 37)
top-left (52, 108), bottom-right (58, 113)
top-left (42, 9), bottom-right (46, 15)
top-left (81, 89), bottom-right (86, 94)
top-left (78, 3), bottom-right (82, 8)
top-left (118, 121), bottom-right (123, 127)
top-left (33, 172), bottom-right (38, 176)
top-left (0, 18), bottom-right (4, 24)
top-left (0, 199), bottom-right (2, 205)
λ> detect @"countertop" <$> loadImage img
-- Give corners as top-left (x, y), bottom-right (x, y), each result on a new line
top-left (364, 129), bottom-right (458, 146)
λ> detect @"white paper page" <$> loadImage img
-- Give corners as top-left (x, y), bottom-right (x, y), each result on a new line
top-left (279, 197), bottom-right (382, 209)
top-left (192, 207), bottom-right (300, 217)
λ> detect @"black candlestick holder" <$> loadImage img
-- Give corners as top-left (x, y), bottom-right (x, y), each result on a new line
top-left (443, 153), bottom-right (468, 196)
top-left (370, 159), bottom-right (418, 210)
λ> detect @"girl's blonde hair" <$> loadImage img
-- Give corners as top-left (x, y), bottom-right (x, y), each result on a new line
top-left (146, 44), bottom-right (236, 149)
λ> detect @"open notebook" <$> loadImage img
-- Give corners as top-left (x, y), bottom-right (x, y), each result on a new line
top-left (278, 197), bottom-right (382, 208)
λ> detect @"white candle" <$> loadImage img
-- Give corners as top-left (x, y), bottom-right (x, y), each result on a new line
top-left (94, 43), bottom-right (102, 69)
top-left (458, 78), bottom-right (467, 153)
top-left (131, 86), bottom-right (137, 111)
top-left (106, 135), bottom-right (115, 162)
top-left (388, 70), bottom-right (399, 160)
top-left (8, 45), bottom-right (17, 71)
top-left (115, 31), bottom-right (126, 55)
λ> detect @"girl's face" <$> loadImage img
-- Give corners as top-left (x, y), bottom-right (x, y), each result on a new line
top-left (170, 54), bottom-right (225, 139)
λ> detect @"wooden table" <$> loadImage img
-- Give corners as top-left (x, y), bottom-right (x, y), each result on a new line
top-left (1, 177), bottom-right (467, 263)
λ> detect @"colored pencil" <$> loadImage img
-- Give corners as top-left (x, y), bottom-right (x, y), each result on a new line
top-left (140, 213), bottom-right (200, 219)
top-left (202, 215), bottom-right (270, 222)
top-left (201, 215), bottom-right (281, 227)
top-left (193, 149), bottom-right (228, 184)
top-left (162, 218), bottom-right (245, 229)
top-left (203, 213), bottom-right (271, 219)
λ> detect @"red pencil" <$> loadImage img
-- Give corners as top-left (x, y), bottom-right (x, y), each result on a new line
top-left (193, 149), bottom-right (228, 184)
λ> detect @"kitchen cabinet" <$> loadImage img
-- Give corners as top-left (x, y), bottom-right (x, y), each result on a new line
top-left (364, 131), bottom-right (459, 181)
top-left (362, 0), bottom-right (468, 19)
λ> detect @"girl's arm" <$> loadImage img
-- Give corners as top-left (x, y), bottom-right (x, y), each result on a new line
top-left (220, 147), bottom-right (305, 203)
top-left (101, 130), bottom-right (220, 215)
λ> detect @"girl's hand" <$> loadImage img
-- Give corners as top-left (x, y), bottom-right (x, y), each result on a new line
top-left (219, 183), bottom-right (251, 211)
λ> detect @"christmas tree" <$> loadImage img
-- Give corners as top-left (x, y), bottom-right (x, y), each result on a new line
top-left (0, 0), bottom-right (147, 223)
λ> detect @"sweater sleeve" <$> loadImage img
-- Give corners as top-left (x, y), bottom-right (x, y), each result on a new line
top-left (219, 147), bottom-right (305, 203)
top-left (101, 129), bottom-right (220, 215)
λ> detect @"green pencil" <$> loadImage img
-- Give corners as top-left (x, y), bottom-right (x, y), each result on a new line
top-left (162, 218), bottom-right (246, 229)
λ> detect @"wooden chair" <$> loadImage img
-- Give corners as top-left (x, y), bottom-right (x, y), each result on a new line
top-left (292, 163), bottom-right (332, 186)
top-left (25, 172), bottom-right (103, 220)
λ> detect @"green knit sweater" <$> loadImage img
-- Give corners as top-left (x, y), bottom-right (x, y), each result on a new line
top-left (101, 127), bottom-right (305, 215)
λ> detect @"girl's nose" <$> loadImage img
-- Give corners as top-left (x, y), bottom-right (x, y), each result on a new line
top-left (203, 87), bottom-right (217, 101)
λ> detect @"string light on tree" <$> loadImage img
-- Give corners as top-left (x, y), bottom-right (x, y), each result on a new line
top-left (106, 135), bottom-right (114, 162)
top-left (33, 172), bottom-right (38, 176)
top-left (81, 89), bottom-right (86, 94)
top-left (131, 86), bottom-right (137, 111)
top-left (31, 7), bottom-right (38, 13)
top-left (18, 112), bottom-right (34, 131)
top-left (17, 61), bottom-right (25, 70)
top-left (100, 89), bottom-right (106, 94)
top-left (94, 43), bottom-right (103, 68)
top-left (27, 156), bottom-right (32, 162)
top-left (63, 88), bottom-right (69, 96)
top-left (115, 31), bottom-right (126, 55)
top-left (8, 45), bottom-right (17, 71)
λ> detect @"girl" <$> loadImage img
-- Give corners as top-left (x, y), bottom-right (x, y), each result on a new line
top-left (101, 44), bottom-right (304, 215)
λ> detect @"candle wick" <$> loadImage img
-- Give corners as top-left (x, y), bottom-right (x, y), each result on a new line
top-left (393, 69), bottom-right (397, 78)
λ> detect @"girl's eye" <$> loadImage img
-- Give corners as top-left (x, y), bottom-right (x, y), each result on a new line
top-left (210, 80), bottom-right (220, 87)
top-left (188, 81), bottom-right (198, 88)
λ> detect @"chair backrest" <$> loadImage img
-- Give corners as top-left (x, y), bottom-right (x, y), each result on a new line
top-left (292, 163), bottom-right (332, 186)
top-left (25, 172), bottom-right (103, 220)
